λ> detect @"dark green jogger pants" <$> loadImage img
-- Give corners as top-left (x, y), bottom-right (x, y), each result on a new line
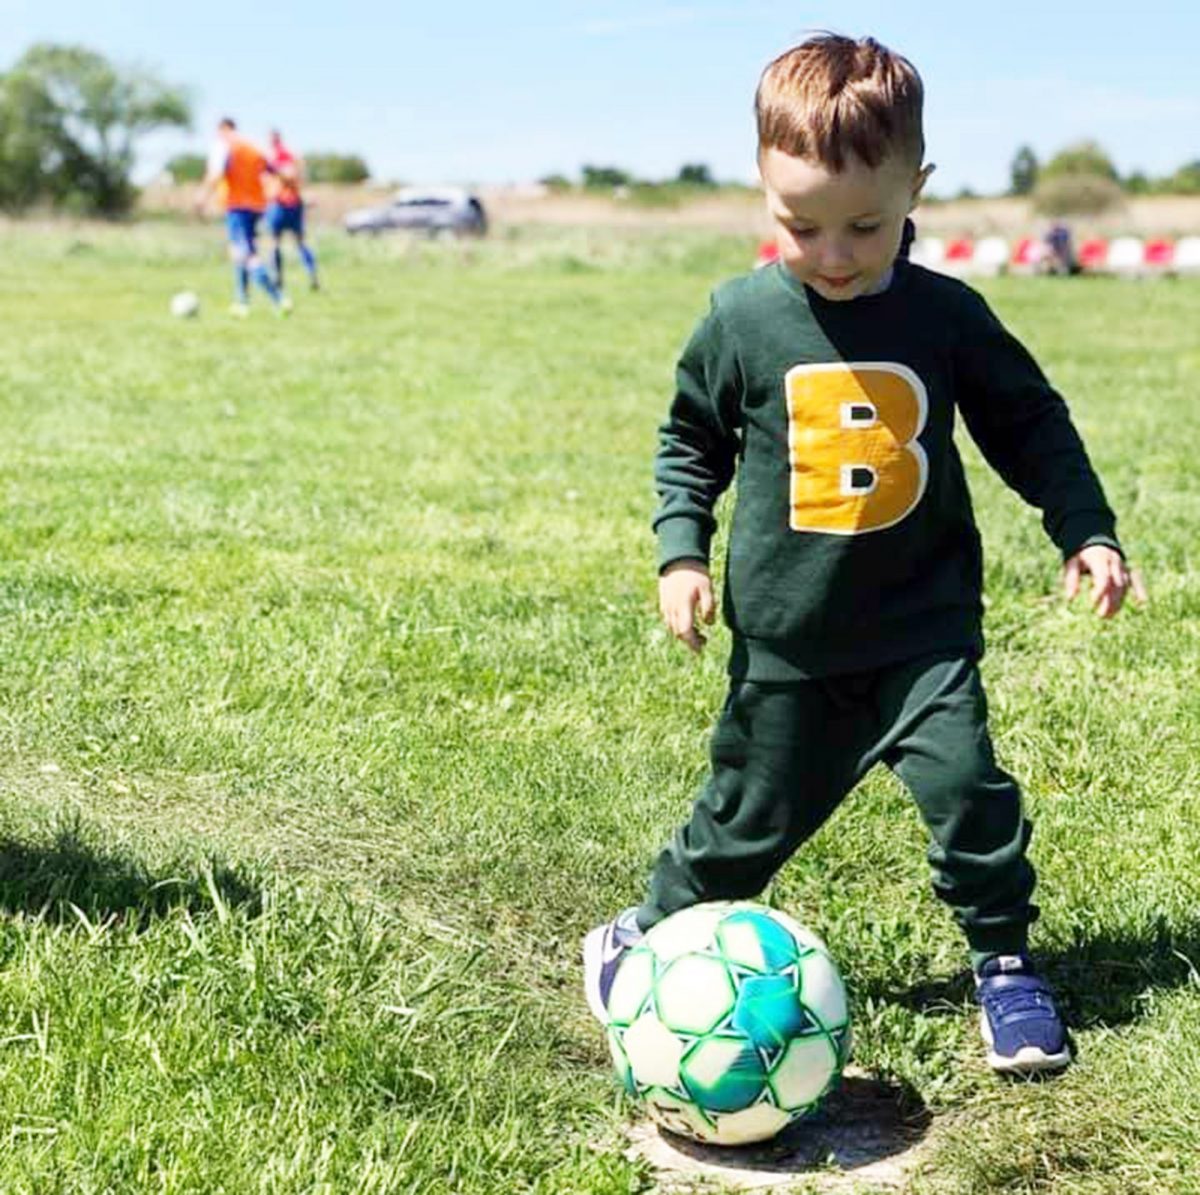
top-left (638, 653), bottom-right (1036, 963)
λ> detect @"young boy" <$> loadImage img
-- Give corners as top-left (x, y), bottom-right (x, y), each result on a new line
top-left (583, 33), bottom-right (1142, 1075)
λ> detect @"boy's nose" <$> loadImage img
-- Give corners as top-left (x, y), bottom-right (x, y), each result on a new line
top-left (820, 239), bottom-right (855, 269)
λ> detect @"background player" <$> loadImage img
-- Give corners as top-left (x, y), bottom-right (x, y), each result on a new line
top-left (266, 129), bottom-right (320, 292)
top-left (195, 118), bottom-right (287, 316)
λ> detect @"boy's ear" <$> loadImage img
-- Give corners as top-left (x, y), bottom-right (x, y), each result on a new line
top-left (910, 163), bottom-right (935, 209)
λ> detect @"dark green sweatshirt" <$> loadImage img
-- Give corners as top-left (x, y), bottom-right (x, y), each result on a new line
top-left (653, 260), bottom-right (1119, 680)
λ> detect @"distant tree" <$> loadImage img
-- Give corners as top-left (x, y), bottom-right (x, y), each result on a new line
top-left (0, 43), bottom-right (191, 214)
top-left (0, 70), bottom-right (58, 209)
top-left (581, 164), bottom-right (631, 188)
top-left (1009, 145), bottom-right (1038, 196)
top-left (538, 173), bottom-right (572, 190)
top-left (1040, 140), bottom-right (1119, 183)
top-left (305, 152), bottom-right (370, 183)
top-left (1032, 173), bottom-right (1124, 216)
top-left (1123, 170), bottom-right (1153, 195)
top-left (676, 162), bottom-right (715, 186)
top-left (165, 152), bottom-right (205, 183)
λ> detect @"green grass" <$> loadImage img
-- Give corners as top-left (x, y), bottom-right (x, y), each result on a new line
top-left (0, 220), bottom-right (1199, 1192)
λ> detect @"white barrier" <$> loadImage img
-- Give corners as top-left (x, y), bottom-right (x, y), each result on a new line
top-left (973, 236), bottom-right (1010, 276)
top-left (1106, 236), bottom-right (1146, 275)
top-left (1174, 236), bottom-right (1200, 275)
top-left (908, 235), bottom-right (945, 270)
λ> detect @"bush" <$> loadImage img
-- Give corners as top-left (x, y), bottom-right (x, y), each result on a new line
top-left (676, 163), bottom-right (715, 187)
top-left (1032, 173), bottom-right (1125, 216)
top-left (581, 165), bottom-right (631, 189)
top-left (1166, 161), bottom-right (1200, 195)
top-left (305, 153), bottom-right (369, 184)
top-left (165, 153), bottom-right (205, 184)
top-left (1124, 171), bottom-right (1153, 196)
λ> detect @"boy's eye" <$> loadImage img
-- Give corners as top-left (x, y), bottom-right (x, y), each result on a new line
top-left (790, 226), bottom-right (818, 240)
top-left (852, 223), bottom-right (881, 235)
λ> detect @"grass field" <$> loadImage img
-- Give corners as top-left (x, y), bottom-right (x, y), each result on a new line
top-left (1, 221), bottom-right (1198, 1193)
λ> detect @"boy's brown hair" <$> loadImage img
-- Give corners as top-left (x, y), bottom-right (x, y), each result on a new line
top-left (756, 33), bottom-right (924, 171)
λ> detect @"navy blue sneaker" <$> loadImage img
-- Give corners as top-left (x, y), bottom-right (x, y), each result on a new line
top-left (582, 907), bottom-right (644, 1024)
top-left (975, 954), bottom-right (1072, 1075)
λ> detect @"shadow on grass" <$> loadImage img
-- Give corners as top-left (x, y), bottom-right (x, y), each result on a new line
top-left (0, 824), bottom-right (261, 927)
top-left (632, 1071), bottom-right (931, 1186)
top-left (862, 919), bottom-right (1200, 1031)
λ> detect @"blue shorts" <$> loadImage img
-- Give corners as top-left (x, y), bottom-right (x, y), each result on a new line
top-left (266, 202), bottom-right (305, 237)
top-left (226, 209), bottom-right (261, 258)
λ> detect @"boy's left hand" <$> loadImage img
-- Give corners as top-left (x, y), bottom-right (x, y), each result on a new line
top-left (1063, 545), bottom-right (1147, 618)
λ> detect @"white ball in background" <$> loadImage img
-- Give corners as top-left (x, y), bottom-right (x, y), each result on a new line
top-left (170, 291), bottom-right (200, 318)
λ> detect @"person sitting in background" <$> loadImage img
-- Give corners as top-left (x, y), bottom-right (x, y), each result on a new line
top-left (1044, 223), bottom-right (1080, 276)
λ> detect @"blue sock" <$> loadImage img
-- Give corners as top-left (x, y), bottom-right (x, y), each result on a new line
top-left (252, 264), bottom-right (281, 304)
top-left (299, 243), bottom-right (318, 283)
top-left (234, 264), bottom-right (249, 304)
top-left (273, 246), bottom-right (284, 287)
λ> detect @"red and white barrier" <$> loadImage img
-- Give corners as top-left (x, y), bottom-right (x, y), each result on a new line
top-left (754, 235), bottom-right (1200, 278)
top-left (907, 235), bottom-right (1200, 278)
top-left (1008, 237), bottom-right (1048, 274)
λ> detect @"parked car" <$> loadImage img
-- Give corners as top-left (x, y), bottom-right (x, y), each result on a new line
top-left (344, 186), bottom-right (487, 237)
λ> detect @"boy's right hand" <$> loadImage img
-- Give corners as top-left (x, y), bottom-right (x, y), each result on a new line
top-left (659, 560), bottom-right (715, 653)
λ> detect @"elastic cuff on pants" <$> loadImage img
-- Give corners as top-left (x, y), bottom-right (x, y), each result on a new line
top-left (966, 927), bottom-right (1030, 972)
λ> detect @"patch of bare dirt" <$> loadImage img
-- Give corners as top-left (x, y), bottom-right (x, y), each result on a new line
top-left (625, 1067), bottom-right (933, 1193)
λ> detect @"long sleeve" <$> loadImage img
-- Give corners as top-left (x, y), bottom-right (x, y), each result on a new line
top-left (953, 290), bottom-right (1119, 558)
top-left (652, 305), bottom-right (744, 570)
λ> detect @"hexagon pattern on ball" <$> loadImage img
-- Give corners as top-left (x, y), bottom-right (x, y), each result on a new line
top-left (606, 901), bottom-right (850, 1146)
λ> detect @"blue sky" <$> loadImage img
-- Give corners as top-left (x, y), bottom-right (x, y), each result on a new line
top-left (2, 0), bottom-right (1196, 194)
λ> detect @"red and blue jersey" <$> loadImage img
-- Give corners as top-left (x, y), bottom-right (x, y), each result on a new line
top-left (270, 144), bottom-right (303, 208)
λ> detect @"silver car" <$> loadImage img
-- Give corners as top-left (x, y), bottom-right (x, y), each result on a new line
top-left (344, 186), bottom-right (487, 237)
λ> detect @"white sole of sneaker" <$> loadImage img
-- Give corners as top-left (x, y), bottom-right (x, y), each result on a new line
top-left (980, 1011), bottom-right (1072, 1074)
top-left (581, 925), bottom-right (613, 1026)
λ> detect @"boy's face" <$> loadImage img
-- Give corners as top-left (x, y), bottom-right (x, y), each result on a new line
top-left (760, 146), bottom-right (930, 302)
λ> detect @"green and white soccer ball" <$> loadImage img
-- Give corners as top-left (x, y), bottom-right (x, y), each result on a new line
top-left (607, 901), bottom-right (850, 1146)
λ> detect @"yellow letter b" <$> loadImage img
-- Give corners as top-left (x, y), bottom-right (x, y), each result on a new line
top-left (785, 362), bottom-right (928, 535)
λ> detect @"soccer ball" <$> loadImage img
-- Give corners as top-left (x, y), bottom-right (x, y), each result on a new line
top-left (606, 901), bottom-right (850, 1146)
top-left (170, 291), bottom-right (200, 318)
